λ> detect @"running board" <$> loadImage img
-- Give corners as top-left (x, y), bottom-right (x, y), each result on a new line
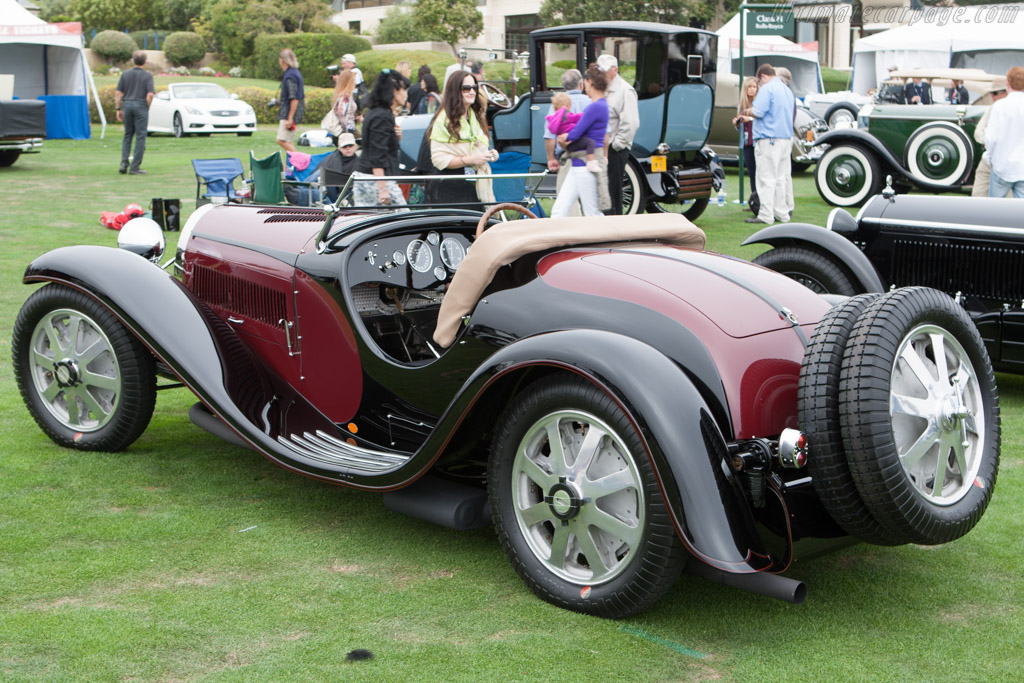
top-left (278, 429), bottom-right (411, 473)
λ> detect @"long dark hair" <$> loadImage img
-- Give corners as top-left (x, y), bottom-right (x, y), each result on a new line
top-left (422, 73), bottom-right (439, 94)
top-left (439, 70), bottom-right (487, 142)
top-left (367, 69), bottom-right (407, 109)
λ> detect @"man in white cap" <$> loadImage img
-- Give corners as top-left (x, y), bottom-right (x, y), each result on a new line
top-left (341, 53), bottom-right (364, 86)
top-left (597, 54), bottom-right (639, 214)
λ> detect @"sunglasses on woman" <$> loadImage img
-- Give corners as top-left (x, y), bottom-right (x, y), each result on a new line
top-left (461, 84), bottom-right (479, 92)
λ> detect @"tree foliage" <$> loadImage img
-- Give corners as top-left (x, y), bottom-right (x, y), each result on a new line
top-left (70, 0), bottom-right (159, 31)
top-left (415, 0), bottom-right (484, 56)
top-left (194, 0), bottom-right (336, 66)
top-left (539, 0), bottom-right (718, 27)
top-left (375, 6), bottom-right (432, 45)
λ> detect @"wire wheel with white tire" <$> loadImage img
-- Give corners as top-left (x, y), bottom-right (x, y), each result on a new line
top-left (815, 144), bottom-right (883, 207)
top-left (824, 102), bottom-right (859, 128)
top-left (488, 376), bottom-right (685, 618)
top-left (12, 284), bottom-right (156, 452)
top-left (903, 122), bottom-right (973, 187)
top-left (839, 287), bottom-right (999, 545)
top-left (620, 161), bottom-right (645, 215)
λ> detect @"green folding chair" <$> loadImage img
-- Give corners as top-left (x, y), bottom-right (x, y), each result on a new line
top-left (248, 150), bottom-right (285, 205)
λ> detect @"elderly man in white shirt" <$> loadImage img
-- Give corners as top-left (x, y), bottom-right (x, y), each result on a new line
top-left (985, 66), bottom-right (1024, 198)
top-left (597, 54), bottom-right (639, 214)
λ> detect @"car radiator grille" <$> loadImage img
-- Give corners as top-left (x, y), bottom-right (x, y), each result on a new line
top-left (192, 264), bottom-right (287, 328)
top-left (890, 239), bottom-right (1024, 302)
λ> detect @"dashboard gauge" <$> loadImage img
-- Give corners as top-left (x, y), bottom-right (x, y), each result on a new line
top-left (392, 250), bottom-right (406, 266)
top-left (427, 231), bottom-right (440, 245)
top-left (406, 239), bottom-right (433, 273)
top-left (440, 237), bottom-right (467, 271)
top-left (433, 266), bottom-right (447, 281)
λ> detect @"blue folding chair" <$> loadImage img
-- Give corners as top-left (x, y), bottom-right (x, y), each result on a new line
top-left (192, 158), bottom-right (245, 206)
top-left (282, 151), bottom-right (333, 206)
top-left (489, 151), bottom-right (547, 217)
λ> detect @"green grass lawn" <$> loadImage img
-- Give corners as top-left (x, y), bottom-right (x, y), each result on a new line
top-left (1, 128), bottom-right (1022, 681)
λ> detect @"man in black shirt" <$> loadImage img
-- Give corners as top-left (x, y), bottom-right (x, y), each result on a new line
top-left (904, 77), bottom-right (932, 104)
top-left (114, 51), bottom-right (155, 175)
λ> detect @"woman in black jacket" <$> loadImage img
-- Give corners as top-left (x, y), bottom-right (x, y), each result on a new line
top-left (352, 70), bottom-right (408, 207)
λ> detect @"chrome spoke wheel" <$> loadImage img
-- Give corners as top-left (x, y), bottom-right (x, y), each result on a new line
top-left (28, 308), bottom-right (122, 433)
top-left (890, 324), bottom-right (984, 505)
top-left (511, 410), bottom-right (644, 585)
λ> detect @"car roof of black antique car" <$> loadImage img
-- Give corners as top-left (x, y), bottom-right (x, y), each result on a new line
top-left (531, 21), bottom-right (715, 38)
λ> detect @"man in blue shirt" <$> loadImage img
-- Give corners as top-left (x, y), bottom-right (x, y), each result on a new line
top-left (745, 64), bottom-right (795, 225)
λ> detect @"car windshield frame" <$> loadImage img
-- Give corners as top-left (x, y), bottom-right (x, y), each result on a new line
top-left (171, 84), bottom-right (231, 100)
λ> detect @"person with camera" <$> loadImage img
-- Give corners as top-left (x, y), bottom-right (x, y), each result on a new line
top-left (352, 70), bottom-right (408, 207)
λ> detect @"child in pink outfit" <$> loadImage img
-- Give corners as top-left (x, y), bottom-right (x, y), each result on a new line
top-left (545, 92), bottom-right (601, 173)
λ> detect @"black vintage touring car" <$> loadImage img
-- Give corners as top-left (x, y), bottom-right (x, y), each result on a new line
top-left (13, 204), bottom-right (1000, 617)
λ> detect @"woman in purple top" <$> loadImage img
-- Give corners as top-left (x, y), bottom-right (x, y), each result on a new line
top-left (551, 67), bottom-right (610, 217)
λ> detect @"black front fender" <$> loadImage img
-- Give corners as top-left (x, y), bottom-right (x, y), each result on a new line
top-left (743, 222), bottom-right (886, 293)
top-left (814, 129), bottom-right (960, 192)
top-left (426, 329), bottom-right (776, 574)
top-left (22, 245), bottom-right (381, 486)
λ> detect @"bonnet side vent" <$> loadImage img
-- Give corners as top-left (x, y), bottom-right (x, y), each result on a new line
top-left (192, 264), bottom-right (287, 329)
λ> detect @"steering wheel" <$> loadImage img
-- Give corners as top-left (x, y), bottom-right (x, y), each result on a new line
top-left (478, 82), bottom-right (512, 109)
top-left (475, 203), bottom-right (539, 238)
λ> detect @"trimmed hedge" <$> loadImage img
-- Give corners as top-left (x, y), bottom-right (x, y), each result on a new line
top-left (89, 84), bottom-right (332, 126)
top-left (164, 32), bottom-right (207, 67)
top-left (252, 33), bottom-right (371, 88)
top-left (91, 30), bottom-right (139, 63)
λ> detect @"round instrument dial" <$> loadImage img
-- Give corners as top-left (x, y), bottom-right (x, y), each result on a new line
top-left (392, 250), bottom-right (406, 266)
top-left (433, 266), bottom-right (447, 281)
top-left (440, 237), bottom-right (467, 271)
top-left (406, 239), bottom-right (433, 273)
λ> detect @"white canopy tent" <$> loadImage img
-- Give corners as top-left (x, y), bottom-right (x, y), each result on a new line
top-left (851, 4), bottom-right (1024, 95)
top-left (0, 0), bottom-right (105, 138)
top-left (716, 13), bottom-right (824, 97)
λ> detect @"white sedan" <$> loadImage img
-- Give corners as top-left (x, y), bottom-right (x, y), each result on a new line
top-left (148, 82), bottom-right (257, 138)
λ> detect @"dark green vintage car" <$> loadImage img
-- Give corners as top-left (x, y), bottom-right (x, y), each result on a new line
top-left (813, 103), bottom-right (986, 206)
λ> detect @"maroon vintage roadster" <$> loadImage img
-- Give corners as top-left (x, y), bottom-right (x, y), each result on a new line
top-left (12, 204), bottom-right (1000, 617)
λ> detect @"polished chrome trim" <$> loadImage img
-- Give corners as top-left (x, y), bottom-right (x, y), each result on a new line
top-left (277, 430), bottom-right (411, 472)
top-left (860, 217), bottom-right (1024, 236)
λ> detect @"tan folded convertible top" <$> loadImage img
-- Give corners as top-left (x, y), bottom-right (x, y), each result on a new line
top-left (433, 213), bottom-right (707, 348)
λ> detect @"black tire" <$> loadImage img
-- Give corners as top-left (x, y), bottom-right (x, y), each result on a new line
top-left (823, 102), bottom-right (859, 128)
top-left (646, 197), bottom-right (709, 221)
top-left (791, 161), bottom-right (811, 174)
top-left (621, 161), bottom-right (645, 216)
top-left (840, 287), bottom-right (1000, 545)
top-left (801, 294), bottom-right (903, 545)
top-left (815, 144), bottom-right (883, 207)
top-left (12, 284), bottom-right (156, 452)
top-left (752, 246), bottom-right (860, 296)
top-left (0, 150), bottom-right (22, 167)
top-left (173, 112), bottom-right (185, 138)
top-left (488, 375), bottom-right (685, 618)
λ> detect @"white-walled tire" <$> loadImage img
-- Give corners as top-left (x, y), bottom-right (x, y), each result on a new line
top-left (815, 144), bottom-right (882, 207)
top-left (904, 122), bottom-right (973, 187)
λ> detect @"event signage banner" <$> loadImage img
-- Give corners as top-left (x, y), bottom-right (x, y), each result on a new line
top-left (746, 11), bottom-right (794, 35)
top-left (0, 22), bottom-right (82, 37)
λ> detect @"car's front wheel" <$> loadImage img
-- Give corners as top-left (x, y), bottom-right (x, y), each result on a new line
top-left (12, 284), bottom-right (156, 451)
top-left (815, 144), bottom-right (883, 207)
top-left (753, 245), bottom-right (860, 295)
top-left (173, 112), bottom-right (185, 138)
top-left (823, 102), bottom-right (859, 128)
top-left (840, 287), bottom-right (1000, 545)
top-left (489, 376), bottom-right (685, 618)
